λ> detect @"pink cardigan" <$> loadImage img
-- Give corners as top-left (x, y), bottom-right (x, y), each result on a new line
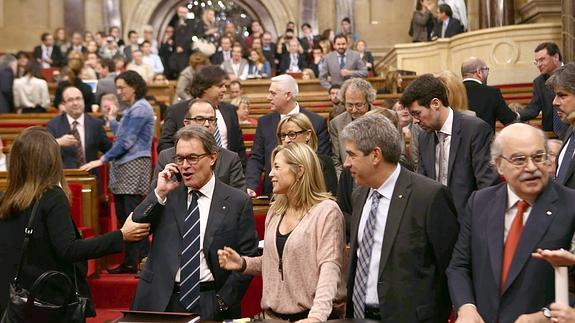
top-left (244, 199), bottom-right (347, 321)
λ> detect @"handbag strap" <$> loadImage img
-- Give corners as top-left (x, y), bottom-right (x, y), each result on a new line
top-left (12, 197), bottom-right (42, 285)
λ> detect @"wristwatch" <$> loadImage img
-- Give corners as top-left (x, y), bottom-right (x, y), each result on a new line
top-left (542, 307), bottom-right (551, 319)
top-left (216, 294), bottom-right (229, 312)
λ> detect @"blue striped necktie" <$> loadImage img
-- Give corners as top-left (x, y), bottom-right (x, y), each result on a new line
top-left (179, 190), bottom-right (201, 311)
top-left (352, 190), bottom-right (383, 318)
top-left (213, 124), bottom-right (223, 148)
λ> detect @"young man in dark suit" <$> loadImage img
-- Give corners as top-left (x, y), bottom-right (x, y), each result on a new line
top-left (33, 32), bottom-right (64, 68)
top-left (400, 74), bottom-right (500, 216)
top-left (153, 99), bottom-right (246, 192)
top-left (245, 74), bottom-right (331, 197)
top-left (432, 4), bottom-right (464, 39)
top-left (131, 125), bottom-right (258, 320)
top-left (461, 56), bottom-right (518, 130)
top-left (447, 123), bottom-right (575, 322)
top-left (342, 113), bottom-right (458, 322)
top-left (158, 66), bottom-right (247, 167)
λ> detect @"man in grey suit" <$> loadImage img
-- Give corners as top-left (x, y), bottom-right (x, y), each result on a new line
top-left (94, 58), bottom-right (117, 104)
top-left (329, 78), bottom-right (374, 175)
top-left (153, 99), bottom-right (246, 191)
top-left (319, 34), bottom-right (367, 89)
top-left (220, 45), bottom-right (248, 81)
top-left (400, 74), bottom-right (500, 215)
top-left (343, 114), bottom-right (458, 322)
top-left (132, 125), bottom-right (258, 319)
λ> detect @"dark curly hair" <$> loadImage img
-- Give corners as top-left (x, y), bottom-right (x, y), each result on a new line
top-left (189, 65), bottom-right (228, 98)
top-left (400, 74), bottom-right (449, 108)
top-left (115, 70), bottom-right (147, 100)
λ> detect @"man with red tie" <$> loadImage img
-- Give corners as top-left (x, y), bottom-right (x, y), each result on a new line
top-left (447, 123), bottom-right (575, 323)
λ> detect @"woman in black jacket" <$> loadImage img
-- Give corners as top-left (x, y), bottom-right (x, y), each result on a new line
top-left (0, 127), bottom-right (149, 319)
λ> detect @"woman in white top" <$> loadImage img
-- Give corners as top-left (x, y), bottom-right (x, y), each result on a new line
top-left (12, 62), bottom-right (50, 113)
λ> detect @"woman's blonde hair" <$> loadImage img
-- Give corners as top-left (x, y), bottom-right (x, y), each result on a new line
top-left (436, 70), bottom-right (469, 112)
top-left (0, 127), bottom-right (70, 219)
top-left (231, 95), bottom-right (250, 108)
top-left (269, 143), bottom-right (332, 216)
top-left (276, 113), bottom-right (318, 151)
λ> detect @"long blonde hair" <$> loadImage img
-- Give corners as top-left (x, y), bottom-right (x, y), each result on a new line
top-left (269, 143), bottom-right (332, 216)
top-left (0, 127), bottom-right (70, 219)
top-left (437, 70), bottom-right (469, 112)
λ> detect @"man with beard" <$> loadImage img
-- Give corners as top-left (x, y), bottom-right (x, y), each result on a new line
top-left (447, 123), bottom-right (575, 322)
top-left (548, 63), bottom-right (575, 189)
top-left (319, 34), bottom-right (367, 89)
top-left (400, 74), bottom-right (499, 216)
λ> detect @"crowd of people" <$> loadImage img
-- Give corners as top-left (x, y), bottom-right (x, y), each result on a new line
top-left (2, 2), bottom-right (575, 322)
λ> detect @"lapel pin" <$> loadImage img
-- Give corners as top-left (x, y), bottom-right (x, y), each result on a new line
top-left (398, 194), bottom-right (403, 199)
top-left (546, 211), bottom-right (552, 216)
top-left (222, 206), bottom-right (226, 210)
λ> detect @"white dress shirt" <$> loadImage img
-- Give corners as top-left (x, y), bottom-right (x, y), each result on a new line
top-left (41, 44), bottom-right (52, 68)
top-left (215, 108), bottom-right (228, 149)
top-left (357, 165), bottom-right (401, 305)
top-left (504, 186), bottom-right (532, 241)
top-left (66, 113), bottom-right (86, 156)
top-left (157, 174), bottom-right (217, 283)
top-left (280, 103), bottom-right (301, 119)
top-left (435, 108), bottom-right (453, 186)
top-left (557, 136), bottom-right (575, 177)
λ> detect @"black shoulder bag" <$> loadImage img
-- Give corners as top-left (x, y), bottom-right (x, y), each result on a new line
top-left (1, 197), bottom-right (87, 323)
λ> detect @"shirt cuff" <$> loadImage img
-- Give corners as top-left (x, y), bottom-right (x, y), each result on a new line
top-left (154, 188), bottom-right (167, 205)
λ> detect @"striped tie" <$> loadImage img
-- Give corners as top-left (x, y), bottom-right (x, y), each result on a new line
top-left (179, 191), bottom-right (201, 311)
top-left (71, 121), bottom-right (86, 167)
top-left (352, 191), bottom-right (382, 318)
top-left (213, 125), bottom-right (223, 148)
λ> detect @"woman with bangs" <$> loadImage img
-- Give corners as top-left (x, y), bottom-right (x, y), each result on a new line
top-left (218, 143), bottom-right (346, 322)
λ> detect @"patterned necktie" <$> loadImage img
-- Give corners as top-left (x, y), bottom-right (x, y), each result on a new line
top-left (556, 133), bottom-right (575, 184)
top-left (71, 121), bottom-right (86, 167)
top-left (501, 200), bottom-right (529, 293)
top-left (353, 190), bottom-right (383, 318)
top-left (339, 55), bottom-right (345, 69)
top-left (552, 110), bottom-right (567, 139)
top-left (179, 191), bottom-right (201, 311)
top-left (436, 132), bottom-right (448, 185)
top-left (213, 124), bottom-right (223, 148)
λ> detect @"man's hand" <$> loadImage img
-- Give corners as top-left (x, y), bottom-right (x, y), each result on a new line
top-left (340, 69), bottom-right (352, 77)
top-left (532, 248), bottom-right (575, 267)
top-left (120, 213), bottom-right (151, 242)
top-left (176, 46), bottom-right (184, 54)
top-left (57, 134), bottom-right (78, 147)
top-left (246, 188), bottom-right (257, 197)
top-left (550, 303), bottom-right (575, 322)
top-left (456, 304), bottom-right (485, 323)
top-left (514, 311), bottom-right (548, 323)
top-left (156, 163), bottom-right (182, 200)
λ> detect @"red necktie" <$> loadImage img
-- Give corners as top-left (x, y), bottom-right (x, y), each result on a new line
top-left (501, 200), bottom-right (529, 293)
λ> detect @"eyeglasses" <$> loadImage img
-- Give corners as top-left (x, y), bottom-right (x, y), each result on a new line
top-left (345, 102), bottom-right (367, 110)
top-left (278, 130), bottom-right (305, 140)
top-left (175, 153), bottom-right (211, 165)
top-left (184, 116), bottom-right (217, 125)
top-left (64, 97), bottom-right (83, 103)
top-left (499, 152), bottom-right (548, 167)
top-left (479, 67), bottom-right (490, 72)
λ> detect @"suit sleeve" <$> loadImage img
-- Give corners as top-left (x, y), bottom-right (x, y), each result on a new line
top-left (218, 196), bottom-right (259, 307)
top-left (329, 119), bottom-right (343, 174)
top-left (158, 107), bottom-right (178, 152)
top-left (446, 191), bottom-right (477, 309)
top-left (95, 119), bottom-right (113, 154)
top-left (150, 149), bottom-right (169, 190)
top-left (228, 152), bottom-right (247, 192)
top-left (349, 56), bottom-right (368, 78)
top-left (224, 107), bottom-right (247, 168)
top-left (132, 188), bottom-right (165, 225)
top-left (426, 185), bottom-right (459, 277)
top-left (316, 117), bottom-right (332, 156)
top-left (319, 59), bottom-right (330, 89)
top-left (417, 132), bottom-right (429, 177)
top-left (43, 187), bottom-right (123, 262)
top-left (471, 122), bottom-right (500, 189)
top-left (519, 84), bottom-right (543, 122)
top-left (494, 88), bottom-right (517, 126)
top-left (245, 121), bottom-right (266, 191)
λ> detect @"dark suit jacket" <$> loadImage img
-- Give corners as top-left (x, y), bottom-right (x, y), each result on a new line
top-left (33, 45), bottom-right (65, 67)
top-left (131, 179), bottom-right (259, 318)
top-left (299, 35), bottom-right (319, 53)
top-left (245, 107), bottom-right (331, 195)
top-left (46, 113), bottom-right (112, 168)
top-left (557, 127), bottom-right (575, 189)
top-left (447, 182), bottom-right (575, 323)
top-left (277, 52), bottom-right (308, 75)
top-left (346, 168), bottom-right (458, 322)
top-left (158, 100), bottom-right (247, 166)
top-left (519, 73), bottom-right (559, 134)
top-left (153, 146), bottom-right (246, 192)
top-left (262, 44), bottom-right (278, 69)
top-left (210, 51), bottom-right (230, 66)
top-left (0, 186), bottom-right (123, 316)
top-left (0, 67), bottom-right (14, 113)
top-left (418, 112), bottom-right (499, 215)
top-left (433, 17), bottom-right (464, 38)
top-left (464, 80), bottom-right (517, 130)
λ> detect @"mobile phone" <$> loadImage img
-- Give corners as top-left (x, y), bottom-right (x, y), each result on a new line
top-left (171, 170), bottom-right (182, 182)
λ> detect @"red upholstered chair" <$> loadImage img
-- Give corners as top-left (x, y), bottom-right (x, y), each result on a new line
top-left (68, 183), bottom-right (96, 276)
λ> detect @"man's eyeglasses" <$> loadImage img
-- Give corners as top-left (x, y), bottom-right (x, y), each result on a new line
top-left (345, 102), bottom-right (367, 110)
top-left (278, 130), bottom-right (305, 140)
top-left (479, 67), bottom-right (490, 72)
top-left (174, 153), bottom-right (211, 165)
top-left (184, 116), bottom-right (217, 125)
top-left (499, 152), bottom-right (548, 167)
